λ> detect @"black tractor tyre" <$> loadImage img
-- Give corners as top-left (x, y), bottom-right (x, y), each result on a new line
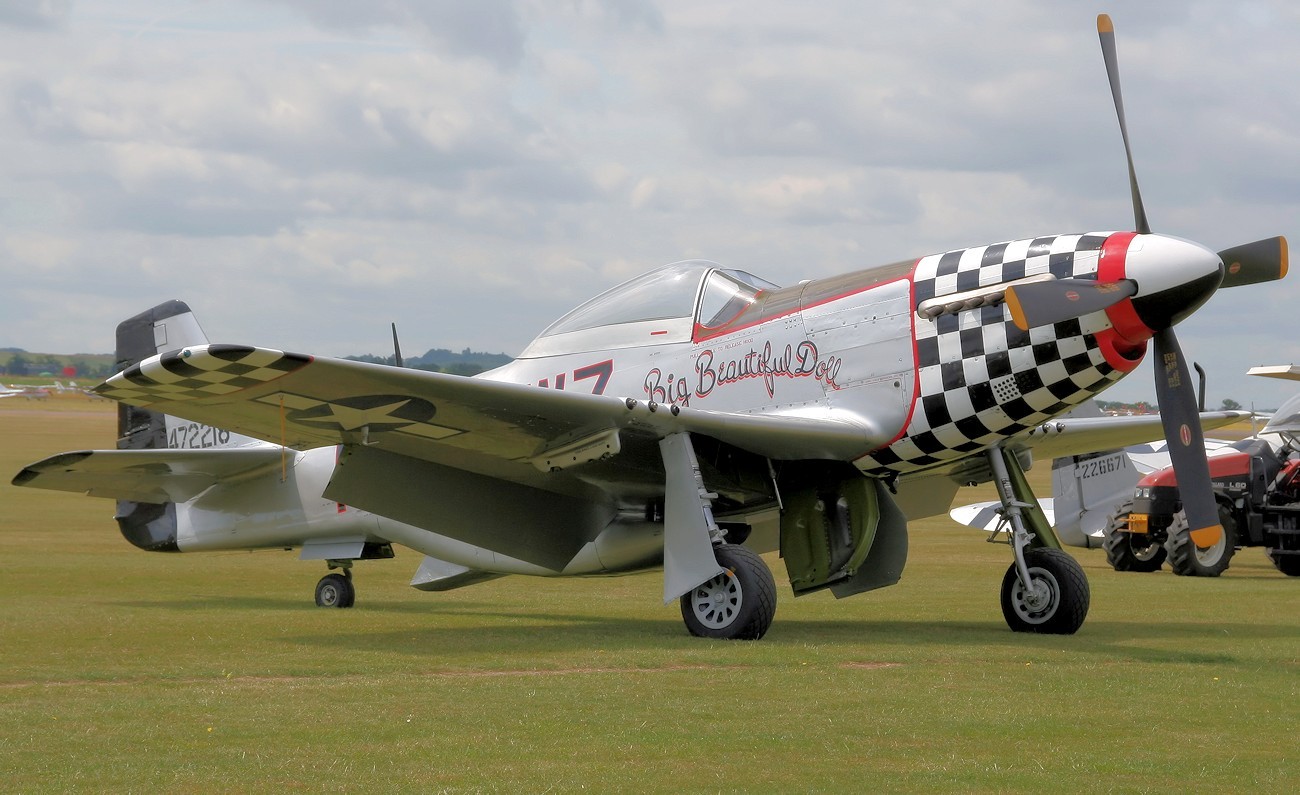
top-left (1267, 549), bottom-right (1300, 576)
top-left (1000, 548), bottom-right (1090, 635)
top-left (1165, 509), bottom-right (1235, 577)
top-left (1102, 499), bottom-right (1167, 572)
top-left (680, 544), bottom-right (777, 640)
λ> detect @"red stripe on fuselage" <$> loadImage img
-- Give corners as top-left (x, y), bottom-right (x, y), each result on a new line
top-left (881, 270), bottom-right (924, 454)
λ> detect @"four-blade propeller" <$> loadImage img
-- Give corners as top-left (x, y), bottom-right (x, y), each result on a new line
top-left (1004, 14), bottom-right (1290, 552)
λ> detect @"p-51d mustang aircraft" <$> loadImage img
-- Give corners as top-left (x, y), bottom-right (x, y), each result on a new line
top-left (13, 16), bottom-right (1289, 640)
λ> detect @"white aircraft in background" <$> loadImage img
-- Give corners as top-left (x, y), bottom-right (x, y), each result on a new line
top-left (11, 16), bottom-right (1287, 640)
top-left (950, 401), bottom-right (1240, 548)
top-left (1, 380), bottom-right (85, 399)
top-left (1, 384), bottom-right (51, 400)
top-left (954, 366), bottom-right (1300, 576)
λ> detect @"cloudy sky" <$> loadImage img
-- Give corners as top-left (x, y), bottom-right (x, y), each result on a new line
top-left (3, 1), bottom-right (1299, 407)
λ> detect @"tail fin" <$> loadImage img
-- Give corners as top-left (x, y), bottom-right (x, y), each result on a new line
top-left (1046, 399), bottom-right (1136, 548)
top-left (1049, 449), bottom-right (1142, 548)
top-left (112, 301), bottom-right (210, 551)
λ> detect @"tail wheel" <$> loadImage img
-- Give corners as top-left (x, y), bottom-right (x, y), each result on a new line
top-left (315, 572), bottom-right (356, 608)
top-left (680, 544), bottom-right (776, 640)
top-left (1102, 499), bottom-right (1166, 572)
top-left (1000, 548), bottom-right (1090, 635)
top-left (1267, 549), bottom-right (1300, 576)
top-left (1165, 508), bottom-right (1235, 577)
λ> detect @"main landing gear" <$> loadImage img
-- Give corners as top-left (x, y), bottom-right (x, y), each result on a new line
top-left (315, 561), bottom-right (356, 608)
top-left (660, 431), bottom-right (778, 640)
top-left (987, 446), bottom-right (1090, 634)
top-left (680, 544), bottom-right (777, 640)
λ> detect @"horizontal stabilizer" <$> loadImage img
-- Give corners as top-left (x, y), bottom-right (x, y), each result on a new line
top-left (12, 446), bottom-right (284, 503)
top-left (950, 499), bottom-right (1057, 533)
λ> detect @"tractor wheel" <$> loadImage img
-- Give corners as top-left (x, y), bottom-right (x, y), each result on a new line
top-left (1267, 549), bottom-right (1300, 576)
top-left (1165, 509), bottom-right (1234, 577)
top-left (1102, 499), bottom-right (1166, 572)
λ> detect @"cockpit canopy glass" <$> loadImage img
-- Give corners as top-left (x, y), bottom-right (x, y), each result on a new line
top-left (538, 260), bottom-right (777, 339)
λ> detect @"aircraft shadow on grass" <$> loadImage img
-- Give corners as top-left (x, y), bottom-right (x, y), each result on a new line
top-left (108, 593), bottom-right (1280, 665)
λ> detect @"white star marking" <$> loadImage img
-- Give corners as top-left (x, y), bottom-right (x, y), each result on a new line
top-left (295, 399), bottom-right (416, 431)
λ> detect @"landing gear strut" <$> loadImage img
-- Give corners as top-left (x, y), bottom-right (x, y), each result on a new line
top-left (987, 446), bottom-right (1089, 634)
top-left (660, 431), bottom-right (777, 640)
top-left (315, 562), bottom-right (355, 608)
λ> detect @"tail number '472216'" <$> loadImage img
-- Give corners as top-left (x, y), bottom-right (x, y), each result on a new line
top-left (169, 422), bottom-right (232, 449)
top-left (537, 360), bottom-right (613, 395)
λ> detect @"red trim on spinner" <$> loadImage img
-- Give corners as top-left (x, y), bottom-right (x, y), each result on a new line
top-left (1098, 231), bottom-right (1150, 343)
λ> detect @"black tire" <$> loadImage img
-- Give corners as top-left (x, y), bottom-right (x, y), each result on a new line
top-left (1000, 548), bottom-right (1090, 634)
top-left (1165, 508), bottom-right (1234, 577)
top-left (315, 573), bottom-right (355, 608)
top-left (1267, 549), bottom-right (1300, 576)
top-left (1102, 499), bottom-right (1166, 572)
top-left (680, 544), bottom-right (776, 640)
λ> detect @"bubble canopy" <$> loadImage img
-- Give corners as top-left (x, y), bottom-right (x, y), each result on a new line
top-left (520, 260), bottom-right (778, 358)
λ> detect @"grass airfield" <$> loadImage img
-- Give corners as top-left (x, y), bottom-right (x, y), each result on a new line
top-left (2, 398), bottom-right (1298, 793)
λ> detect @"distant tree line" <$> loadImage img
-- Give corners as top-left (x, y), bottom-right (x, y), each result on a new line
top-left (2, 345), bottom-right (513, 380)
top-left (1096, 397), bottom-right (1245, 414)
top-left (345, 347), bottom-right (511, 376)
top-left (0, 350), bottom-right (115, 379)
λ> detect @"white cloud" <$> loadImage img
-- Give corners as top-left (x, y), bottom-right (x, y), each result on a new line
top-left (0, 1), bottom-right (1298, 408)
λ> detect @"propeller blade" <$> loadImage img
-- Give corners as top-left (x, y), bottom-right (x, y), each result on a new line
top-left (1004, 278), bottom-right (1137, 331)
top-left (1152, 327), bottom-right (1223, 547)
top-left (391, 322), bottom-right (404, 368)
top-left (1217, 235), bottom-right (1289, 288)
top-left (1097, 14), bottom-right (1151, 235)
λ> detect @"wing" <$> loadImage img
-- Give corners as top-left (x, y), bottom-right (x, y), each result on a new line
top-left (12, 446), bottom-right (284, 503)
top-left (94, 345), bottom-right (886, 490)
top-left (1004, 410), bottom-right (1248, 463)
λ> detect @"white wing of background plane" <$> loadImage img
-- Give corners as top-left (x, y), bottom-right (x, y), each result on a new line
top-left (1000, 410), bottom-right (1247, 464)
top-left (13, 447), bottom-right (283, 503)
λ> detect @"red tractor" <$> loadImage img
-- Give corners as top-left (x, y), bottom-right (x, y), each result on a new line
top-left (1103, 412), bottom-right (1300, 577)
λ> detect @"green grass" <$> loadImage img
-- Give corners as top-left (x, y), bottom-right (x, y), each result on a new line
top-left (2, 403), bottom-right (1298, 792)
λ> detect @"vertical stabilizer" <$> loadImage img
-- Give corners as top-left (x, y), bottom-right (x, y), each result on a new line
top-left (113, 301), bottom-right (208, 552)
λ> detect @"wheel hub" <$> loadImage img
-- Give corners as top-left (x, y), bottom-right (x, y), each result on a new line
top-left (1010, 567), bottom-right (1061, 624)
top-left (1022, 581), bottom-right (1051, 611)
top-left (691, 571), bottom-right (741, 629)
